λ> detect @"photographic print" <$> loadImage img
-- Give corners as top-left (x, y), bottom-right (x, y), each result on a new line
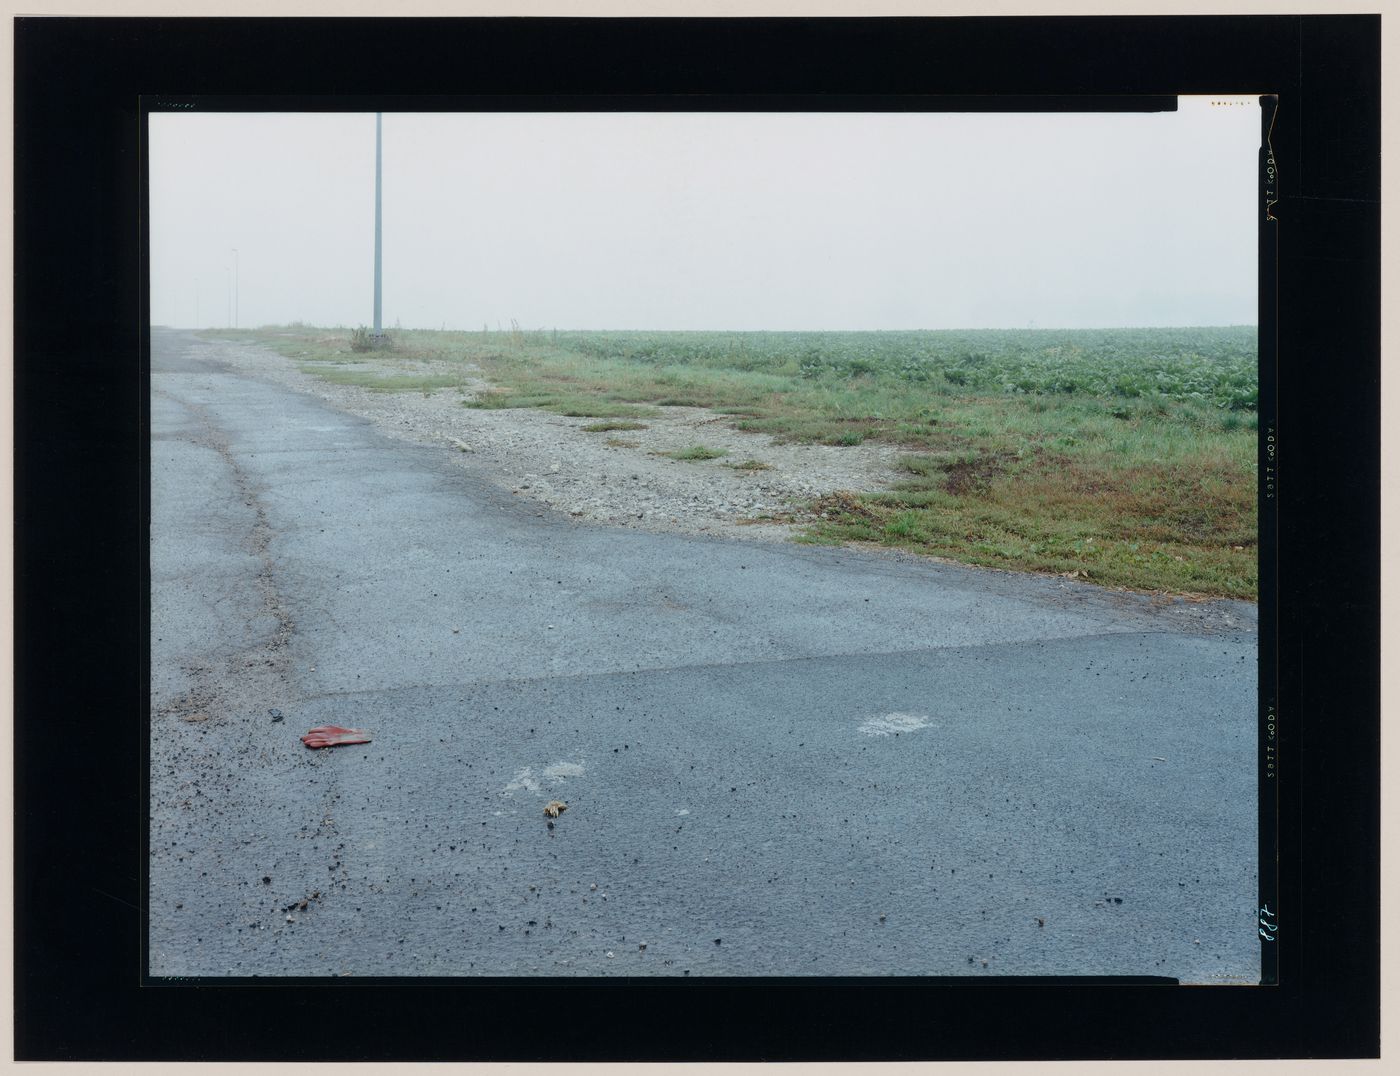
top-left (147, 99), bottom-right (1266, 981)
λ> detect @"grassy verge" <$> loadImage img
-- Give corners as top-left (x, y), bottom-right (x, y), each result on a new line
top-left (210, 324), bottom-right (1258, 598)
top-left (293, 365), bottom-right (470, 394)
top-left (208, 326), bottom-right (480, 395)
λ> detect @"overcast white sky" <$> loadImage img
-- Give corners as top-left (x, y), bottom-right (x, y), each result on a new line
top-left (149, 98), bottom-right (1259, 331)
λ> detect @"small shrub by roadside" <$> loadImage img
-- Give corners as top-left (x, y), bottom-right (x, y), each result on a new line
top-left (349, 326), bottom-right (395, 353)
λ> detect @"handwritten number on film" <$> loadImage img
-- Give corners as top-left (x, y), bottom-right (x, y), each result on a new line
top-left (1258, 904), bottom-right (1278, 942)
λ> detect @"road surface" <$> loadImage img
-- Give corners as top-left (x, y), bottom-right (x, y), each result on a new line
top-left (150, 328), bottom-right (1259, 980)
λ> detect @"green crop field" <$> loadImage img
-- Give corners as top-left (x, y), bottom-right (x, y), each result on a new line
top-left (216, 323), bottom-right (1259, 599)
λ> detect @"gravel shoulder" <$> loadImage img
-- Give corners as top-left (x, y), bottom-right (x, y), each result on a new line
top-left (198, 333), bottom-right (906, 543)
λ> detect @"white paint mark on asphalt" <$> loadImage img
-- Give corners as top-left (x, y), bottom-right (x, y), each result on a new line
top-left (505, 761), bottom-right (584, 795)
top-left (675, 809), bottom-right (689, 816)
top-left (858, 712), bottom-right (932, 737)
top-left (504, 767), bottom-right (541, 793)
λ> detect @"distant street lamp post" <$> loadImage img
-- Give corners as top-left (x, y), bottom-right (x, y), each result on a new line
top-left (231, 247), bottom-right (239, 328)
top-left (373, 112), bottom-right (383, 338)
top-left (225, 267), bottom-right (232, 327)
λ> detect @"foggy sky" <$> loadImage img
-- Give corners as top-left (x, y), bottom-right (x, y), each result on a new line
top-left (149, 99), bottom-right (1260, 331)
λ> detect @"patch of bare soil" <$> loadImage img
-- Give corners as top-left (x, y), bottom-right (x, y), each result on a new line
top-left (941, 450), bottom-right (1015, 495)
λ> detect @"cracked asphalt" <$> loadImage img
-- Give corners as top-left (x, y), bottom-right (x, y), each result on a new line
top-left (150, 328), bottom-right (1260, 980)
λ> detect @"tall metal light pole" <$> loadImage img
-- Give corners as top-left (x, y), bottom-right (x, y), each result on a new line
top-left (225, 266), bottom-right (232, 327)
top-left (231, 248), bottom-right (239, 328)
top-left (373, 112), bottom-right (383, 337)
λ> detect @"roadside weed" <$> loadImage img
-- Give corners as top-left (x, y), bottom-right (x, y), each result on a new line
top-left (664, 444), bottom-right (729, 461)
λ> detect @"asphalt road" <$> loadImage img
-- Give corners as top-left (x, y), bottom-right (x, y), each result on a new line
top-left (150, 328), bottom-right (1260, 980)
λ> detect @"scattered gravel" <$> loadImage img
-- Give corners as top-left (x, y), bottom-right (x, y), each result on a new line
top-left (197, 335), bottom-right (907, 542)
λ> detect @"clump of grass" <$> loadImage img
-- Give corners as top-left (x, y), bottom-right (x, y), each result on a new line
top-left (664, 444), bottom-right (728, 461)
top-left (728, 458), bottom-right (771, 471)
top-left (581, 420), bottom-right (650, 433)
top-left (604, 437), bottom-right (640, 448)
